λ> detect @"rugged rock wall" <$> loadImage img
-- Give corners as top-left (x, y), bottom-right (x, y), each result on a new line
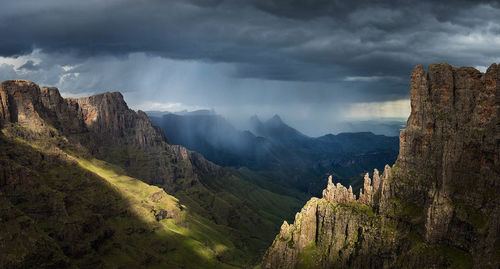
top-left (396, 64), bottom-right (499, 247)
top-left (0, 80), bottom-right (50, 134)
top-left (70, 91), bottom-right (165, 148)
top-left (262, 63), bottom-right (500, 268)
top-left (0, 80), bottom-right (222, 190)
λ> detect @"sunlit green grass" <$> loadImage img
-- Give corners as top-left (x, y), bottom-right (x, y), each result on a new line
top-left (75, 157), bottom-right (239, 268)
top-left (2, 132), bottom-right (238, 267)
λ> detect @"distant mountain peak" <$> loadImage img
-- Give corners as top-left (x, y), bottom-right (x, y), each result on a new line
top-left (249, 115), bottom-right (263, 128)
top-left (250, 114), bottom-right (286, 128)
top-left (249, 114), bottom-right (261, 122)
top-left (269, 114), bottom-right (283, 123)
top-left (173, 109), bottom-right (215, 116)
top-left (265, 115), bottom-right (287, 129)
top-left (249, 114), bottom-right (308, 141)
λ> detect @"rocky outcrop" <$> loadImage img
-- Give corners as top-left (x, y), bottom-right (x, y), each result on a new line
top-left (168, 144), bottom-right (223, 177)
top-left (69, 92), bottom-right (165, 148)
top-left (40, 87), bottom-right (87, 134)
top-left (67, 90), bottom-right (225, 187)
top-left (262, 196), bottom-right (400, 269)
top-left (322, 165), bottom-right (390, 207)
top-left (322, 176), bottom-right (356, 203)
top-left (263, 63), bottom-right (500, 268)
top-left (0, 80), bottom-right (51, 135)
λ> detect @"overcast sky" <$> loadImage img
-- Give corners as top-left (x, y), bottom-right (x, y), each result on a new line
top-left (1, 0), bottom-right (499, 136)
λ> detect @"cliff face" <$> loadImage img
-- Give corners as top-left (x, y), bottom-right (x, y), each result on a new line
top-left (0, 80), bottom-right (51, 134)
top-left (262, 63), bottom-right (500, 268)
top-left (70, 91), bottom-right (166, 148)
top-left (0, 80), bottom-right (221, 189)
top-left (397, 64), bottom-right (499, 245)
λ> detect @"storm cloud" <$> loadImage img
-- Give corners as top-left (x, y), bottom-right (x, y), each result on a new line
top-left (0, 0), bottom-right (499, 135)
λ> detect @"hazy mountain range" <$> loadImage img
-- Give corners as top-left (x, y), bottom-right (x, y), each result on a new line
top-left (149, 111), bottom-right (399, 195)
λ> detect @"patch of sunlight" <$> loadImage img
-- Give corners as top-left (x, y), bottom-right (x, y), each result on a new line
top-left (76, 158), bottom-right (183, 223)
top-left (214, 243), bottom-right (230, 254)
top-left (12, 135), bottom-right (234, 266)
top-left (184, 238), bottom-right (216, 260)
top-left (76, 157), bottom-right (232, 256)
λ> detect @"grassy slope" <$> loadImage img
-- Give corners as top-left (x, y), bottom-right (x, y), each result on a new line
top-left (153, 163), bottom-right (308, 265)
top-left (1, 134), bottom-right (242, 268)
top-left (88, 138), bottom-right (307, 266)
top-left (1, 121), bottom-right (307, 267)
top-left (75, 158), bottom-right (239, 268)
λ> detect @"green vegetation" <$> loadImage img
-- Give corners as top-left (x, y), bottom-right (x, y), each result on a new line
top-left (453, 200), bottom-right (487, 230)
top-left (403, 228), bottom-right (473, 269)
top-left (76, 158), bottom-right (247, 268)
top-left (231, 167), bottom-right (310, 205)
top-left (171, 170), bottom-right (306, 265)
top-left (405, 236), bottom-right (473, 269)
top-left (388, 197), bottom-right (423, 224)
top-left (297, 242), bottom-right (322, 269)
top-left (441, 245), bottom-right (473, 269)
top-left (0, 134), bottom-right (241, 268)
top-left (1, 119), bottom-right (307, 267)
top-left (63, 133), bottom-right (306, 265)
top-left (341, 202), bottom-right (376, 218)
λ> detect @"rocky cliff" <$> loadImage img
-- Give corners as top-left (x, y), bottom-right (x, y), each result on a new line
top-left (262, 63), bottom-right (500, 268)
top-left (0, 80), bottom-right (221, 189)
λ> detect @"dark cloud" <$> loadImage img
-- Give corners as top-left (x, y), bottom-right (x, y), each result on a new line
top-left (0, 0), bottom-right (498, 135)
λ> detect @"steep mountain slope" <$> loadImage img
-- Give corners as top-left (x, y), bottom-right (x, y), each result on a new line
top-left (150, 112), bottom-right (398, 196)
top-left (0, 80), bottom-right (304, 267)
top-left (262, 63), bottom-right (500, 268)
top-left (250, 115), bottom-right (309, 144)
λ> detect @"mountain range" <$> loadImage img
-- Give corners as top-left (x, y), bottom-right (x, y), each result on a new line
top-left (149, 112), bottom-right (399, 195)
